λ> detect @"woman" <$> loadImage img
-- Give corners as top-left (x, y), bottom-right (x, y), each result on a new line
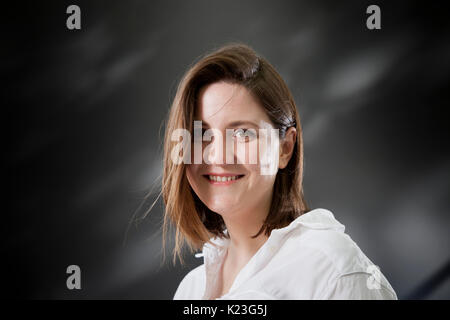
top-left (162, 43), bottom-right (397, 299)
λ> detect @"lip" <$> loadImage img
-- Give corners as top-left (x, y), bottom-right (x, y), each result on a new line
top-left (203, 173), bottom-right (245, 186)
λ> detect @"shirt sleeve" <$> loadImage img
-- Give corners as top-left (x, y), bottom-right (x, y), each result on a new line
top-left (173, 275), bottom-right (189, 300)
top-left (322, 272), bottom-right (398, 300)
top-left (173, 265), bottom-right (206, 300)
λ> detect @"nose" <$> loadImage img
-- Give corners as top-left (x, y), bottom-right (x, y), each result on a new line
top-left (205, 133), bottom-right (224, 165)
top-left (204, 130), bottom-right (232, 165)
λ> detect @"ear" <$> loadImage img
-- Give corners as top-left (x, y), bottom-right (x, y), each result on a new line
top-left (279, 127), bottom-right (296, 169)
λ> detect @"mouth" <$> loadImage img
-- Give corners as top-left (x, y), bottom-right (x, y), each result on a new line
top-left (203, 174), bottom-right (245, 185)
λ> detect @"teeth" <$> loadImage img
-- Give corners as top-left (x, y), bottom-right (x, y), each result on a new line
top-left (208, 175), bottom-right (240, 182)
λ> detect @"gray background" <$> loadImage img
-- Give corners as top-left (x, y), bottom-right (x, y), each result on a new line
top-left (4, 0), bottom-right (450, 299)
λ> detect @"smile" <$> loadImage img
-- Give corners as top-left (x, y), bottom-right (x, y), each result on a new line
top-left (203, 174), bottom-right (245, 185)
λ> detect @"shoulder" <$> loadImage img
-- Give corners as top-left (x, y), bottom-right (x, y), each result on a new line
top-left (296, 227), bottom-right (368, 274)
top-left (276, 208), bottom-right (368, 274)
top-left (282, 227), bottom-right (397, 299)
top-left (173, 264), bottom-right (205, 300)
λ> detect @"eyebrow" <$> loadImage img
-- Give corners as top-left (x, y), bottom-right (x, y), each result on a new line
top-left (200, 120), bottom-right (260, 128)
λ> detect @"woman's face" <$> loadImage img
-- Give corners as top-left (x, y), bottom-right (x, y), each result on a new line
top-left (186, 81), bottom-right (279, 218)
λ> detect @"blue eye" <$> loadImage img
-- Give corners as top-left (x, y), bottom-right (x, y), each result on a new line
top-left (232, 128), bottom-right (257, 142)
top-left (234, 129), bottom-right (245, 137)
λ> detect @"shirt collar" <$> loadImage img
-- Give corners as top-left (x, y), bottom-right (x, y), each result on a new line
top-left (199, 208), bottom-right (345, 258)
top-left (198, 208), bottom-right (345, 299)
top-left (272, 207), bottom-right (345, 235)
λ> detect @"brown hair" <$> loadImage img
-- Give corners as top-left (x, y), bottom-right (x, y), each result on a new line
top-left (162, 43), bottom-right (308, 263)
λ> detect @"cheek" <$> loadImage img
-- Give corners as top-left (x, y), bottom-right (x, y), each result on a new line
top-left (244, 164), bottom-right (277, 190)
top-left (186, 165), bottom-right (201, 190)
top-left (235, 140), bottom-right (259, 164)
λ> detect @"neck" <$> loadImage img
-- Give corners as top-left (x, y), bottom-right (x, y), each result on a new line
top-left (221, 202), bottom-right (271, 263)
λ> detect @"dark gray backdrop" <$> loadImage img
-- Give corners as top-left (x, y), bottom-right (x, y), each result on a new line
top-left (4, 0), bottom-right (450, 299)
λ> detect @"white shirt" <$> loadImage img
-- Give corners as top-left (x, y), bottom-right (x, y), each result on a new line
top-left (173, 208), bottom-right (398, 300)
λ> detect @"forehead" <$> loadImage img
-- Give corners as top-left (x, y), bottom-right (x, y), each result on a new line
top-left (196, 81), bottom-right (270, 125)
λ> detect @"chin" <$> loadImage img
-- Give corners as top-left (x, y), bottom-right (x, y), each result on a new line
top-left (205, 197), bottom-right (238, 215)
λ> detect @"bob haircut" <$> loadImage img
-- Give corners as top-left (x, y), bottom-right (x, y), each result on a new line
top-left (162, 43), bottom-right (309, 263)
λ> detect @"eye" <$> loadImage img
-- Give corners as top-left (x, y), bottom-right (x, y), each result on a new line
top-left (232, 128), bottom-right (257, 142)
top-left (233, 128), bottom-right (245, 138)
